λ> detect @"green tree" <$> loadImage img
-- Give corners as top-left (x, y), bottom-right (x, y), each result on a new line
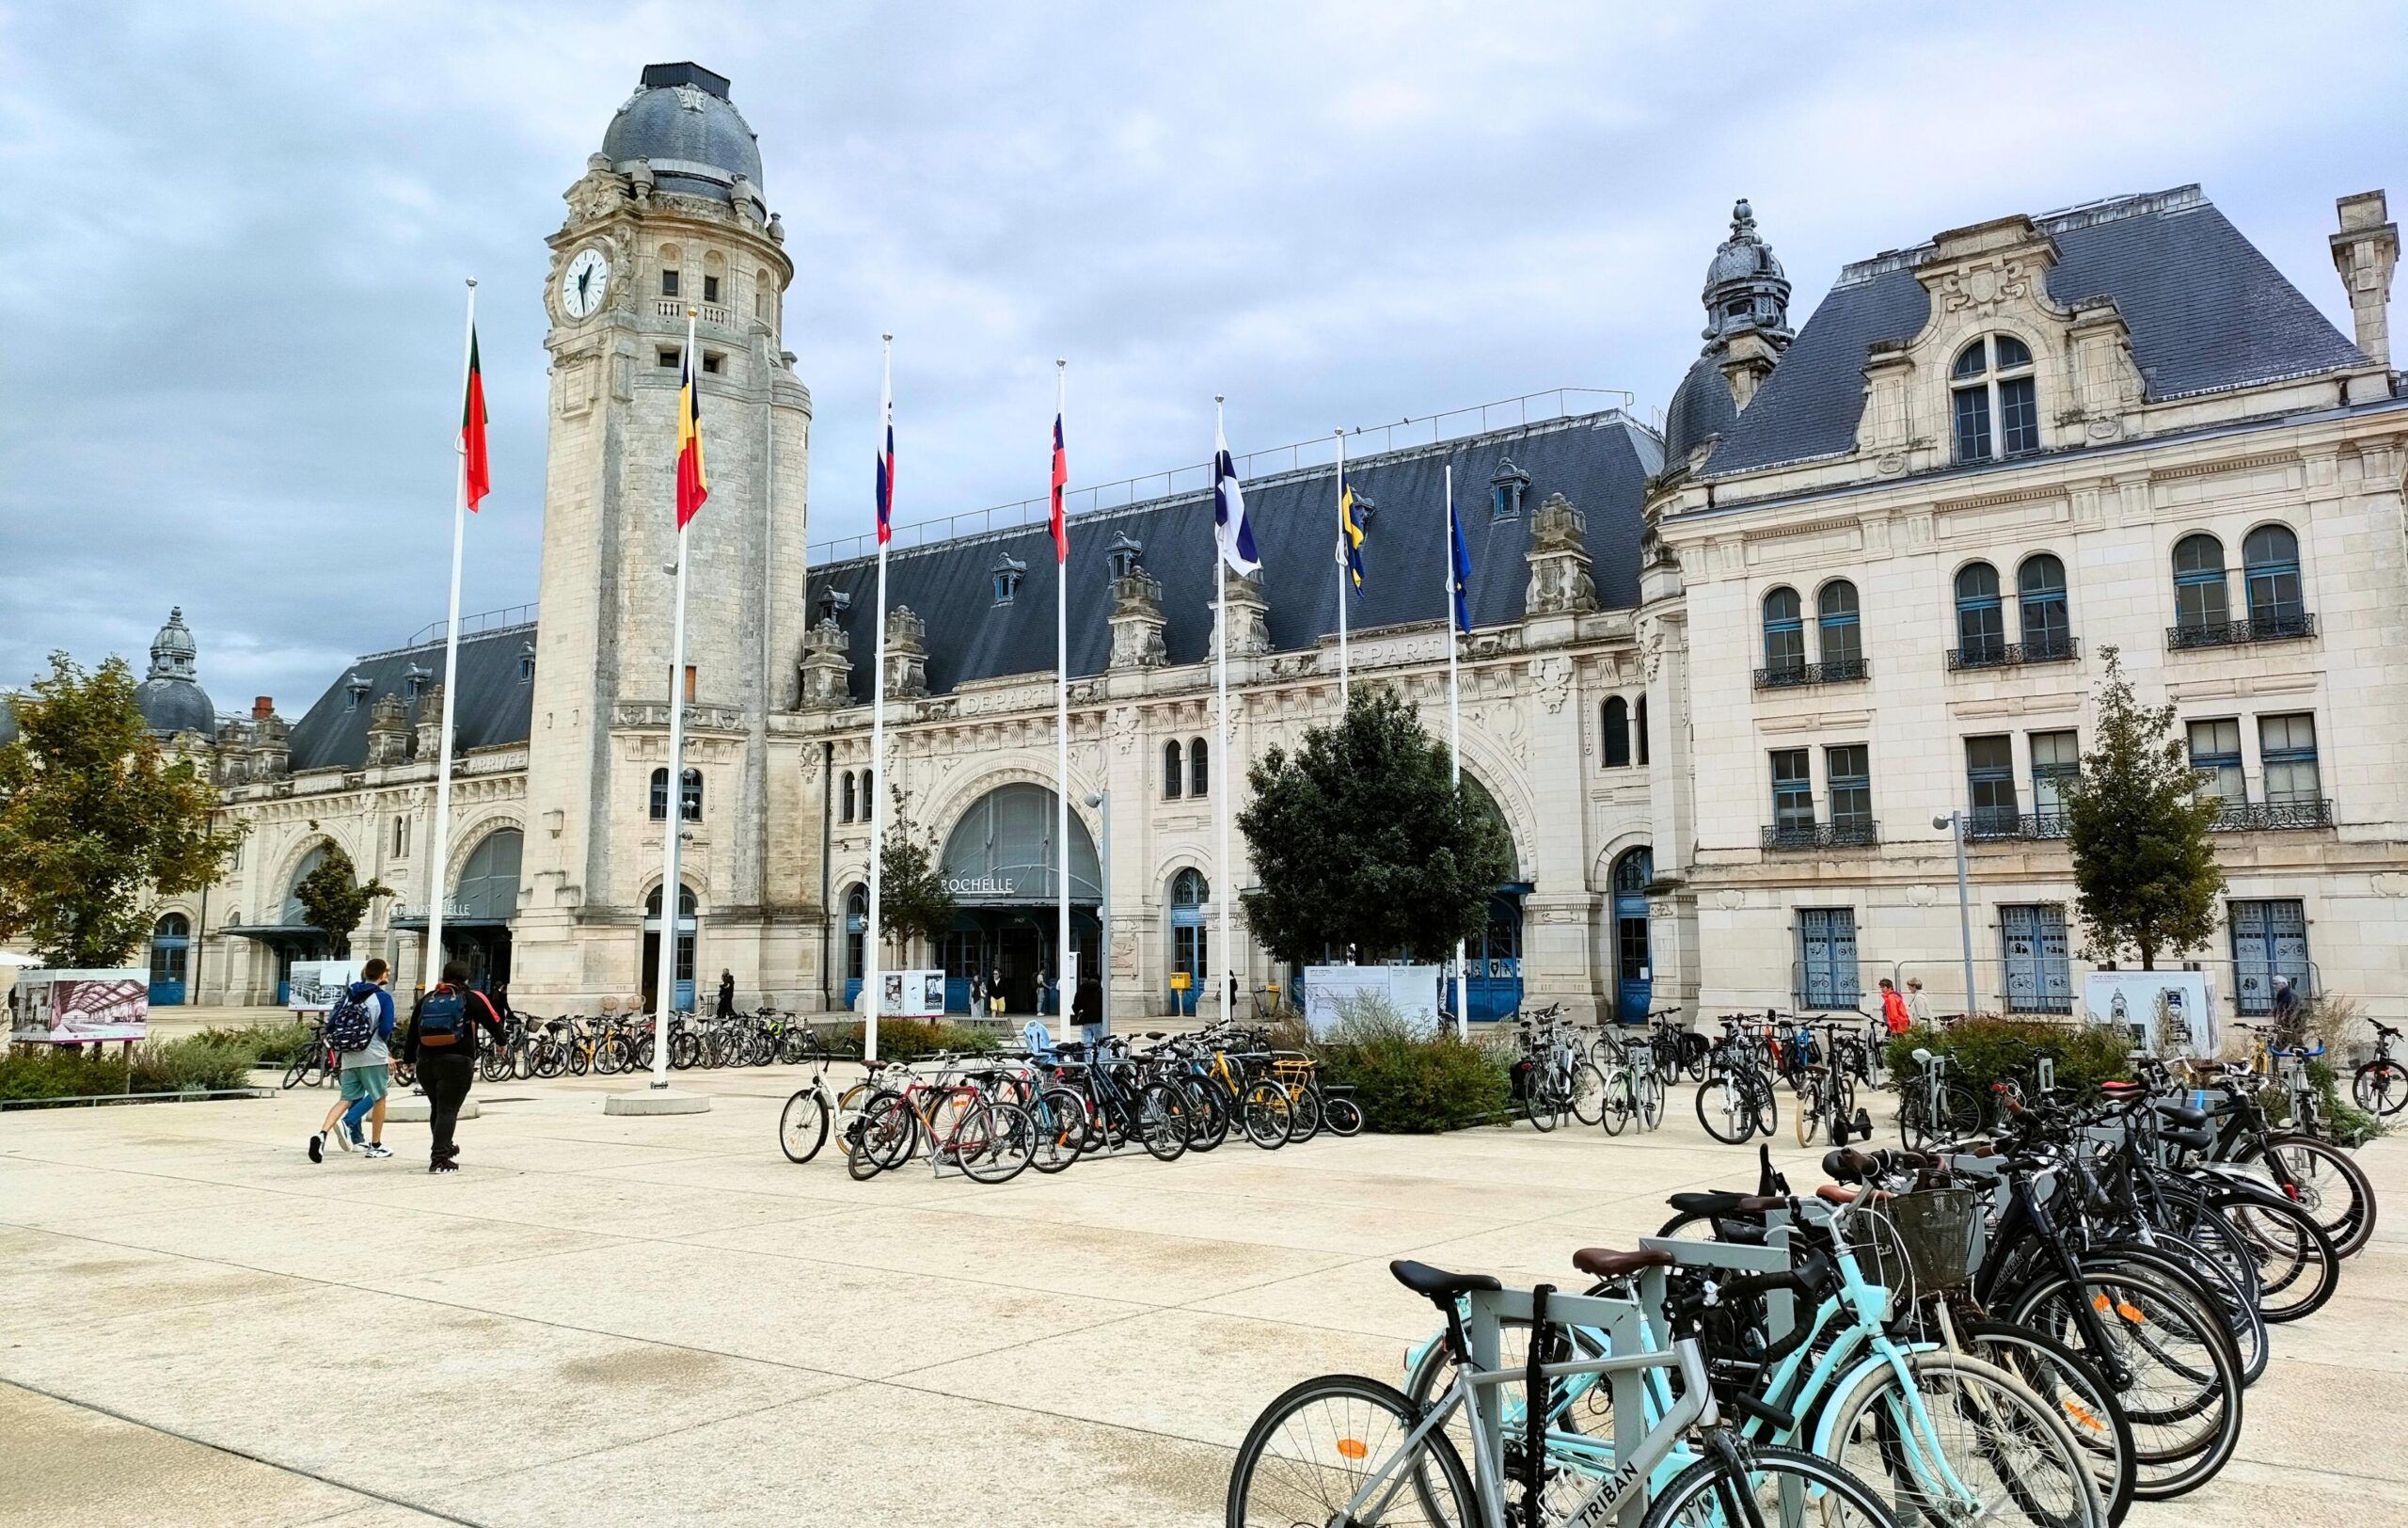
top-left (292, 842), bottom-right (392, 958)
top-left (2063, 646), bottom-right (2226, 969)
top-left (1239, 686), bottom-right (1513, 963)
top-left (875, 791), bottom-right (957, 957)
top-left (0, 653), bottom-right (246, 966)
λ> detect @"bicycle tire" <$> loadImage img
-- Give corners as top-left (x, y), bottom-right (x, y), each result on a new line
top-left (2211, 1186), bottom-right (2339, 1323)
top-left (1959, 1317), bottom-right (2137, 1527)
top-left (2230, 1132), bottom-right (2376, 1257)
top-left (1289, 1083), bottom-right (1323, 1144)
top-left (1225, 1372), bottom-right (1474, 1528)
top-left (1180, 1077), bottom-right (1230, 1152)
top-left (955, 1100), bottom-right (1035, 1185)
top-left (1637, 1069), bottom-right (1666, 1130)
top-left (1240, 1080), bottom-right (1292, 1149)
top-left (1696, 1074), bottom-right (1755, 1144)
top-left (1323, 1094), bottom-right (1365, 1137)
top-left (2353, 1058), bottom-right (2407, 1116)
top-left (778, 1087), bottom-right (831, 1164)
top-left (1030, 1087), bottom-right (1086, 1173)
top-left (1820, 1346), bottom-right (2104, 1528)
top-left (1136, 1081), bottom-right (1190, 1162)
top-left (1568, 1060), bottom-right (1608, 1126)
top-left (1638, 1441), bottom-right (1903, 1528)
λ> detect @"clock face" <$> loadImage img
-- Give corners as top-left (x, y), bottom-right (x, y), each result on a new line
top-left (561, 247), bottom-right (610, 319)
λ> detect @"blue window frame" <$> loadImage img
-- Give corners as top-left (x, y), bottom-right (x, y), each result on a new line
top-left (2242, 525), bottom-right (2304, 628)
top-left (1955, 563), bottom-right (2004, 662)
top-left (1797, 908), bottom-right (1861, 1009)
top-left (1762, 587), bottom-right (1804, 673)
top-left (1826, 744), bottom-right (1871, 830)
top-left (2173, 533), bottom-right (2230, 630)
top-left (1966, 734), bottom-right (2019, 835)
top-left (1770, 749), bottom-right (1813, 831)
top-left (1817, 581), bottom-right (1861, 671)
top-left (1952, 335), bottom-right (2038, 461)
top-left (2017, 553), bottom-right (2069, 655)
top-left (2258, 713), bottom-right (2320, 805)
top-left (2187, 718), bottom-right (2245, 805)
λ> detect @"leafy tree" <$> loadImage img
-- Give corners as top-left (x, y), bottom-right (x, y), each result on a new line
top-left (292, 841), bottom-right (391, 958)
top-left (1239, 685), bottom-right (1513, 963)
top-left (2063, 646), bottom-right (2226, 970)
top-left (0, 653), bottom-right (246, 965)
top-left (875, 790), bottom-right (956, 958)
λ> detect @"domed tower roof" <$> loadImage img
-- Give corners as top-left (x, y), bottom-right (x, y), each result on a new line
top-left (1701, 199), bottom-right (1793, 348)
top-left (601, 62), bottom-right (765, 215)
top-left (1662, 353), bottom-right (1739, 464)
top-left (133, 606), bottom-right (217, 737)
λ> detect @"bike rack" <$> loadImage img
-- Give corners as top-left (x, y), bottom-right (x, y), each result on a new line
top-left (1460, 1284), bottom-right (1661, 1528)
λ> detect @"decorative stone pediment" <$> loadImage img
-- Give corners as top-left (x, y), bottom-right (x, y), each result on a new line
top-left (1212, 568), bottom-right (1272, 660)
top-left (798, 617), bottom-right (851, 710)
top-left (883, 606), bottom-right (929, 700)
top-left (1523, 493), bottom-right (1598, 616)
top-left (1108, 567), bottom-right (1167, 670)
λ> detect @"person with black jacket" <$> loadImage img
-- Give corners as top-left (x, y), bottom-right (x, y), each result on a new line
top-left (401, 961), bottom-right (509, 1173)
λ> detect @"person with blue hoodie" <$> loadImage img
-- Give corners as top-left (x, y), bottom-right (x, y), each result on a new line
top-left (309, 958), bottom-right (398, 1162)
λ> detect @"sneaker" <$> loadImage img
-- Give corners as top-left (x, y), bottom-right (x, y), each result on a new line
top-left (430, 1158), bottom-right (459, 1174)
top-left (363, 1143), bottom-right (392, 1159)
top-left (338, 1127), bottom-right (356, 1153)
top-left (308, 1132), bottom-right (325, 1164)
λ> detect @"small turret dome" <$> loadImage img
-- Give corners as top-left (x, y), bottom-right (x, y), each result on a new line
top-left (1663, 355), bottom-right (1739, 464)
top-left (133, 606), bottom-right (217, 737)
top-left (601, 63), bottom-right (765, 215)
top-left (1701, 199), bottom-right (1794, 347)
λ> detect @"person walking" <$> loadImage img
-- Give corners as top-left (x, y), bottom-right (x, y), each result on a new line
top-left (1072, 974), bottom-right (1103, 1043)
top-left (1877, 978), bottom-right (1912, 1037)
top-left (309, 959), bottom-right (398, 1162)
top-left (401, 960), bottom-right (508, 1174)
top-left (2270, 975), bottom-right (2305, 1046)
top-left (716, 969), bottom-right (737, 1020)
top-left (1904, 977), bottom-right (1933, 1027)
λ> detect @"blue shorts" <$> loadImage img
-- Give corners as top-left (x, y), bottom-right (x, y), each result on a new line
top-left (339, 1065), bottom-right (390, 1103)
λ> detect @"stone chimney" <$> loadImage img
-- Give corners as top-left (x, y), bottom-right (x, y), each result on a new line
top-left (1212, 567), bottom-right (1272, 660)
top-left (883, 606), bottom-right (929, 700)
top-left (365, 693), bottom-right (410, 767)
top-left (797, 617), bottom-right (852, 709)
top-left (412, 684), bottom-right (450, 761)
top-left (249, 709), bottom-right (289, 780)
top-left (1108, 567), bottom-right (1168, 670)
top-left (2332, 190), bottom-right (2399, 377)
top-left (1523, 494), bottom-right (1599, 616)
top-left (251, 695), bottom-right (275, 721)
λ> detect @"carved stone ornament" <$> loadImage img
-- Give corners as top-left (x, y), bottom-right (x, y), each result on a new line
top-left (1529, 655), bottom-right (1573, 714)
top-left (1107, 706), bottom-right (1141, 756)
top-left (564, 155), bottom-right (626, 225)
top-left (1935, 258), bottom-right (2034, 318)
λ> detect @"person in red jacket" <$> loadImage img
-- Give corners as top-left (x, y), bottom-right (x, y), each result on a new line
top-left (400, 961), bottom-right (508, 1173)
top-left (1877, 978), bottom-right (1912, 1036)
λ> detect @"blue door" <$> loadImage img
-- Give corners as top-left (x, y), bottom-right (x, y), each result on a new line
top-left (1796, 908), bottom-right (1860, 1009)
top-left (2000, 904), bottom-right (2072, 1014)
top-left (2230, 899), bottom-right (2310, 1015)
top-left (1449, 892), bottom-right (1523, 1023)
top-left (1168, 869), bottom-right (1208, 1016)
top-left (1610, 850), bottom-right (1653, 1024)
top-left (148, 914), bottom-right (190, 1006)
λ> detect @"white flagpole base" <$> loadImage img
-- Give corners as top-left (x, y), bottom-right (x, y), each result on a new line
top-left (604, 1087), bottom-right (713, 1116)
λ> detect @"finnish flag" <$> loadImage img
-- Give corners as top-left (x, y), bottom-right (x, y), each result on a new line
top-left (1213, 422), bottom-right (1260, 577)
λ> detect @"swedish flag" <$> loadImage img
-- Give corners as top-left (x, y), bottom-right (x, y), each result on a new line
top-left (1336, 471), bottom-right (1365, 589)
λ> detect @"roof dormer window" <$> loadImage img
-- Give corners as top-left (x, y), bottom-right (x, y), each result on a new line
top-left (816, 586), bottom-right (852, 626)
top-left (344, 675), bottom-right (371, 712)
top-left (404, 664), bottom-right (430, 702)
top-left (1106, 531), bottom-right (1143, 580)
top-left (1489, 457), bottom-right (1531, 521)
top-left (1951, 334), bottom-right (2039, 463)
top-left (992, 552), bottom-right (1027, 606)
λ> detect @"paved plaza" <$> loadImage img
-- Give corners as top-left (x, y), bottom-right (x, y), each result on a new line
top-left (2, 1065), bottom-right (2401, 1527)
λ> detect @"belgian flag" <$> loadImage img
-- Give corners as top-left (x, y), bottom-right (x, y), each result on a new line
top-left (460, 326), bottom-right (490, 511)
top-left (676, 342), bottom-right (708, 528)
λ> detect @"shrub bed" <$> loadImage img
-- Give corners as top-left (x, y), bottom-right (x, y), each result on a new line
top-left (1307, 995), bottom-right (1512, 1134)
top-left (0, 1031), bottom-right (261, 1104)
top-left (819, 1017), bottom-right (1003, 1062)
top-left (1883, 1016), bottom-right (2131, 1096)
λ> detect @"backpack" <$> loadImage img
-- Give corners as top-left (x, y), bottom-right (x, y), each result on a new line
top-left (418, 987), bottom-right (467, 1048)
top-left (324, 988), bottom-right (375, 1052)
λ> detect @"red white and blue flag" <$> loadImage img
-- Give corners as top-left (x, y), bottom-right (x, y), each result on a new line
top-left (876, 355), bottom-right (895, 544)
top-left (1049, 413), bottom-right (1068, 563)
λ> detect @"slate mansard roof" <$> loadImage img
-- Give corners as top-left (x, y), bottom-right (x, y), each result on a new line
top-left (1703, 186), bottom-right (2369, 479)
top-left (284, 623), bottom-right (537, 773)
top-left (805, 411), bottom-right (1663, 704)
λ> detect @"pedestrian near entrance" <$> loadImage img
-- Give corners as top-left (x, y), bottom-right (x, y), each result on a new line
top-left (2271, 975), bottom-right (2305, 1046)
top-left (1905, 977), bottom-right (1932, 1027)
top-left (716, 969), bottom-right (736, 1020)
top-left (309, 959), bottom-right (397, 1162)
top-left (1072, 975), bottom-right (1102, 1043)
top-left (403, 961), bottom-right (508, 1174)
top-left (1877, 978), bottom-right (1911, 1036)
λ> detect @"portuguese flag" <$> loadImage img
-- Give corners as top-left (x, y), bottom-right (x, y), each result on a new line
top-left (676, 345), bottom-right (708, 528)
top-left (460, 326), bottom-right (491, 511)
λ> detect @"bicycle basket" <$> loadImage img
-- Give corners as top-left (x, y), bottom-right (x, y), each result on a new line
top-left (1878, 1187), bottom-right (1978, 1292)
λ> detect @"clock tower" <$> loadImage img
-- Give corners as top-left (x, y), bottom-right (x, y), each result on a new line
top-left (512, 62), bottom-right (813, 1008)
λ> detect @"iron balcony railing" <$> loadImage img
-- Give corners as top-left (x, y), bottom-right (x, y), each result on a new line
top-left (1966, 809), bottom-right (2071, 841)
top-left (1762, 820), bottom-right (1880, 851)
top-left (2209, 797), bottom-right (2335, 831)
top-left (1752, 658), bottom-right (1871, 691)
top-left (2166, 612), bottom-right (2318, 650)
top-left (1946, 636), bottom-right (2080, 672)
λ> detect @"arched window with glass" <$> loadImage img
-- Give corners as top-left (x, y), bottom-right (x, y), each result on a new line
top-left (1761, 587), bottom-right (1804, 678)
top-left (1954, 562), bottom-right (2004, 665)
top-left (1168, 868), bottom-right (1209, 1015)
top-left (2172, 533), bottom-right (2229, 637)
top-left (1162, 740), bottom-right (1183, 800)
top-left (843, 883), bottom-right (867, 984)
top-left (1816, 581), bottom-right (1861, 676)
top-left (1951, 334), bottom-right (2039, 462)
top-left (1189, 737), bottom-right (1210, 798)
top-left (652, 767), bottom-right (704, 823)
top-left (148, 913), bottom-right (191, 1005)
top-left (840, 771), bottom-right (855, 823)
top-left (2017, 553), bottom-right (2070, 659)
top-left (2242, 524), bottom-right (2305, 634)
top-left (1602, 696), bottom-right (1631, 768)
top-left (1634, 695), bottom-right (1650, 767)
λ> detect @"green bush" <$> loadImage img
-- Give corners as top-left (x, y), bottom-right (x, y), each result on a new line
top-left (0, 1045), bottom-right (127, 1101)
top-left (1884, 1017), bottom-right (2131, 1097)
top-left (1308, 994), bottom-right (1511, 1134)
top-left (819, 1017), bottom-right (1003, 1062)
top-left (193, 1019), bottom-right (316, 1068)
top-left (1, 1031), bottom-right (259, 1102)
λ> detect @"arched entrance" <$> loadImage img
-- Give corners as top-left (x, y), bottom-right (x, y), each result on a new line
top-left (1167, 868), bottom-right (1208, 1015)
top-left (939, 783), bottom-right (1101, 1015)
top-left (1450, 774), bottom-right (1525, 1024)
top-left (148, 913), bottom-right (190, 1006)
top-left (1611, 847), bottom-right (1654, 1023)
top-left (642, 884), bottom-right (698, 1012)
top-left (843, 883), bottom-right (867, 1011)
top-left (273, 844), bottom-right (337, 1004)
top-left (448, 828), bottom-right (521, 995)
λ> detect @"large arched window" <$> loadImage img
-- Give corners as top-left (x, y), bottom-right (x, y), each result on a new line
top-left (840, 771), bottom-right (855, 823)
top-left (1602, 696), bottom-right (1632, 768)
top-left (149, 913), bottom-right (191, 995)
top-left (1634, 694), bottom-right (1650, 767)
top-left (453, 829), bottom-right (523, 922)
top-left (2173, 533), bottom-right (2229, 633)
top-left (1762, 587), bottom-right (1804, 675)
top-left (651, 767), bottom-right (703, 822)
top-left (1162, 740), bottom-right (1183, 800)
top-left (1955, 562), bottom-right (2004, 664)
top-left (2242, 524), bottom-right (2305, 631)
top-left (2018, 553), bottom-right (2070, 658)
top-left (1169, 867), bottom-right (1209, 1001)
top-left (1188, 737), bottom-right (1210, 799)
top-left (1951, 334), bottom-right (2038, 462)
top-left (1816, 581), bottom-right (1861, 674)
top-left (843, 883), bottom-right (866, 981)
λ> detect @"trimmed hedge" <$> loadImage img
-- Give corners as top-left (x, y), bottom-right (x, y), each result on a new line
top-left (0, 1031), bottom-right (261, 1103)
top-left (820, 1018), bottom-right (1003, 1062)
top-left (1883, 1017), bottom-right (2131, 1096)
top-left (1307, 996), bottom-right (1512, 1134)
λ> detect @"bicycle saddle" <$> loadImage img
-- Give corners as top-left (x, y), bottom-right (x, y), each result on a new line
top-left (2150, 1099), bottom-right (2208, 1127)
top-left (1814, 1183), bottom-right (1889, 1205)
top-left (2162, 1126), bottom-right (2215, 1153)
top-left (1666, 1190), bottom-right (1784, 1217)
top-left (1389, 1260), bottom-right (1502, 1302)
top-left (1573, 1247), bottom-right (1675, 1280)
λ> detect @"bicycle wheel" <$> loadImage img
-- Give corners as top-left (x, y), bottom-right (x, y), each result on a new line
top-left (1794, 1085), bottom-right (1821, 1148)
top-left (1639, 1440), bottom-right (1901, 1528)
top-left (1568, 1060), bottom-right (1608, 1126)
top-left (778, 1087), bottom-right (831, 1164)
top-left (1136, 1081), bottom-right (1191, 1162)
top-left (534, 1042), bottom-right (566, 1080)
top-left (955, 1100), bottom-right (1035, 1185)
top-left (1524, 1077), bottom-right (1558, 1131)
top-left (1030, 1088), bottom-right (1087, 1173)
top-left (1696, 1074), bottom-right (1755, 1145)
top-left (1225, 1373), bottom-right (1473, 1528)
top-left (2214, 1186), bottom-right (2339, 1323)
top-left (1637, 1069), bottom-right (1666, 1131)
top-left (280, 1052), bottom-right (311, 1090)
top-left (1289, 1084), bottom-right (1324, 1144)
top-left (1323, 1095), bottom-right (1365, 1137)
top-left (1180, 1077), bottom-right (1230, 1152)
top-left (1241, 1080), bottom-right (1292, 1149)
top-left (2353, 1059), bottom-right (2408, 1116)
top-left (1959, 1318), bottom-right (2135, 1526)
top-left (2231, 1132), bottom-right (2376, 1257)
top-left (1821, 1346), bottom-right (2104, 1528)
top-left (849, 1090), bottom-right (918, 1176)
top-left (1748, 1072), bottom-right (1779, 1139)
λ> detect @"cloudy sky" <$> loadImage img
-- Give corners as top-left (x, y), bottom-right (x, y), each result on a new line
top-left (6, 2), bottom-right (2405, 710)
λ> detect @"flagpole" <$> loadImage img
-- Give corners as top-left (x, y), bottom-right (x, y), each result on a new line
top-left (864, 335), bottom-right (893, 1062)
top-left (1215, 395), bottom-right (1233, 1031)
top-left (424, 279), bottom-right (475, 995)
top-left (1334, 429), bottom-right (1350, 708)
top-left (652, 307), bottom-right (700, 1089)
top-left (1446, 466), bottom-right (1466, 1041)
top-left (1054, 358), bottom-right (1071, 1038)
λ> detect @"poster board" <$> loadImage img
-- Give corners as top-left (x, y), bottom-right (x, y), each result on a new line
top-left (287, 961), bottom-right (367, 1012)
top-left (875, 968), bottom-right (945, 1019)
top-left (1303, 963), bottom-right (1445, 1038)
top-left (2082, 969), bottom-right (2218, 1058)
top-left (10, 968), bottom-right (150, 1043)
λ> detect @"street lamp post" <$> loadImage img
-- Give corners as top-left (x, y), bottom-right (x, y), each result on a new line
top-left (1933, 811), bottom-right (1977, 1018)
top-left (1085, 789), bottom-right (1111, 1037)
